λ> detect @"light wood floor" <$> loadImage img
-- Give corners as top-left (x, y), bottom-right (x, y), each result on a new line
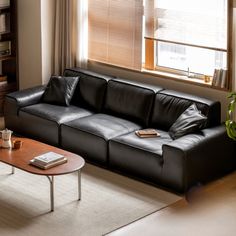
top-left (108, 171), bottom-right (236, 236)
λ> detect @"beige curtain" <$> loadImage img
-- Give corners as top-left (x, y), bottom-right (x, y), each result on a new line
top-left (53, 0), bottom-right (88, 75)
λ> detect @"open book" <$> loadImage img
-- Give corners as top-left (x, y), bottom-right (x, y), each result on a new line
top-left (135, 129), bottom-right (160, 138)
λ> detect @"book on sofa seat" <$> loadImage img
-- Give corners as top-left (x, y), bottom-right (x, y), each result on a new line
top-left (135, 129), bottom-right (160, 138)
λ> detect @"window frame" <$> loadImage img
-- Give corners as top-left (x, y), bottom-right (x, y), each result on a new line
top-left (143, 0), bottom-right (233, 91)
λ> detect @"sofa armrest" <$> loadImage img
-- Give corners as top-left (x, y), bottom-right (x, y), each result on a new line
top-left (162, 124), bottom-right (236, 192)
top-left (4, 85), bottom-right (46, 116)
top-left (6, 85), bottom-right (46, 107)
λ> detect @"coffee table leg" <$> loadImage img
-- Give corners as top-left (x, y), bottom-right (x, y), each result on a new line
top-left (11, 167), bottom-right (15, 174)
top-left (46, 176), bottom-right (54, 212)
top-left (78, 170), bottom-right (81, 200)
top-left (46, 172), bottom-right (81, 211)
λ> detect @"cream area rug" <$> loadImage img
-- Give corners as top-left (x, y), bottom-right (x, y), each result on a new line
top-left (0, 162), bottom-right (181, 236)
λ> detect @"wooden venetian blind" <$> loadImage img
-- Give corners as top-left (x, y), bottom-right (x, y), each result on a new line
top-left (88, 0), bottom-right (143, 70)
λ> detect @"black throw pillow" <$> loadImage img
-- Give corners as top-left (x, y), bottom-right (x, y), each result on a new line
top-left (168, 104), bottom-right (207, 139)
top-left (42, 76), bottom-right (79, 106)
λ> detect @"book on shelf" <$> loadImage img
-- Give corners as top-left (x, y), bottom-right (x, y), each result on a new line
top-left (0, 41), bottom-right (11, 57)
top-left (0, 80), bottom-right (7, 86)
top-left (0, 0), bottom-right (10, 8)
top-left (30, 157), bottom-right (67, 170)
top-left (220, 69), bottom-right (227, 89)
top-left (212, 69), bottom-right (221, 87)
top-left (212, 68), bottom-right (228, 89)
top-left (0, 75), bottom-right (7, 82)
top-left (33, 151), bottom-right (65, 165)
top-left (135, 129), bottom-right (160, 138)
top-left (0, 14), bottom-right (6, 33)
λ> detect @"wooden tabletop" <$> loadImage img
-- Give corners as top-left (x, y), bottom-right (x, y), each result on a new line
top-left (0, 137), bottom-right (85, 176)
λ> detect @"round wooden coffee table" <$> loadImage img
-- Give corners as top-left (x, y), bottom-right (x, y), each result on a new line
top-left (0, 137), bottom-right (85, 212)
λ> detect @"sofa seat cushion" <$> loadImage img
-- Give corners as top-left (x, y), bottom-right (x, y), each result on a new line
top-left (61, 114), bottom-right (142, 164)
top-left (18, 103), bottom-right (93, 145)
top-left (20, 103), bottom-right (93, 124)
top-left (109, 130), bottom-right (173, 183)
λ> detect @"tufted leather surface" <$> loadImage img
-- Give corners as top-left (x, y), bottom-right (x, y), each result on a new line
top-left (109, 130), bottom-right (172, 183)
top-left (104, 80), bottom-right (162, 126)
top-left (61, 114), bottom-right (141, 163)
top-left (151, 90), bottom-right (221, 131)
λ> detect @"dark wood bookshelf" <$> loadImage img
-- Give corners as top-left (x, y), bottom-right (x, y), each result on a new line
top-left (0, 0), bottom-right (18, 115)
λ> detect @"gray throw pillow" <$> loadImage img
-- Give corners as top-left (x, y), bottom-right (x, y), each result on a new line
top-left (169, 104), bottom-right (207, 139)
top-left (42, 76), bottom-right (79, 106)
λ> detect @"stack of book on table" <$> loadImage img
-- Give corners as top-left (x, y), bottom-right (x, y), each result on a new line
top-left (135, 129), bottom-right (160, 138)
top-left (30, 151), bottom-right (67, 169)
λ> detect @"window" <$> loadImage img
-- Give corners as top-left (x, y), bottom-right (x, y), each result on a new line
top-left (88, 0), bottom-right (232, 89)
top-left (144, 0), bottom-right (231, 88)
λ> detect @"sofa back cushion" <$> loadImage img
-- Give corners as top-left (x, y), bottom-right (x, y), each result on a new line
top-left (104, 79), bottom-right (163, 126)
top-left (63, 68), bottom-right (113, 112)
top-left (150, 90), bottom-right (221, 130)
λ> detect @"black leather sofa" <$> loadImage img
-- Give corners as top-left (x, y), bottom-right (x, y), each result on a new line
top-left (4, 67), bottom-right (236, 193)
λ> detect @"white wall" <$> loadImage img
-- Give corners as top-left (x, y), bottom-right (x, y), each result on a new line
top-left (41, 0), bottom-right (55, 85)
top-left (17, 0), bottom-right (42, 89)
top-left (17, 0), bottom-right (55, 89)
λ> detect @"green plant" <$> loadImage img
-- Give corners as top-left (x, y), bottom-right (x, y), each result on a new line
top-left (225, 92), bottom-right (236, 141)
